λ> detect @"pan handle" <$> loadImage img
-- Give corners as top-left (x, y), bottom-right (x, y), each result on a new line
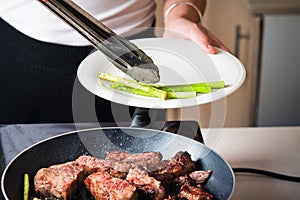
top-left (130, 107), bottom-right (151, 127)
top-left (162, 121), bottom-right (203, 143)
top-left (130, 107), bottom-right (204, 143)
top-left (130, 107), bottom-right (166, 130)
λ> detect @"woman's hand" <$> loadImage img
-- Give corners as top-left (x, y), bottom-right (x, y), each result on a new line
top-left (163, 0), bottom-right (231, 54)
top-left (164, 17), bottom-right (232, 54)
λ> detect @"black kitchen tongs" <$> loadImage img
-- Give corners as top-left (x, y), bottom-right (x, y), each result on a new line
top-left (37, 0), bottom-right (160, 83)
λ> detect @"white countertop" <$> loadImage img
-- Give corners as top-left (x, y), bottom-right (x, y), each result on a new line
top-left (202, 126), bottom-right (300, 200)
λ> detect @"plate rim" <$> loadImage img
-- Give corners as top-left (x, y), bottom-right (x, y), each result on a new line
top-left (77, 38), bottom-right (246, 109)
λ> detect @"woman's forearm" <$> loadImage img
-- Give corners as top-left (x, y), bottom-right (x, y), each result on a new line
top-left (163, 0), bottom-right (206, 24)
top-left (162, 0), bottom-right (231, 54)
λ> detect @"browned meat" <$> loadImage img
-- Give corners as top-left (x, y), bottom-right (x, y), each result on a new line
top-left (163, 196), bottom-right (178, 200)
top-left (126, 168), bottom-right (165, 200)
top-left (172, 174), bottom-right (190, 187)
top-left (34, 161), bottom-right (86, 199)
top-left (189, 170), bottom-right (213, 184)
top-left (105, 151), bottom-right (132, 161)
top-left (34, 151), bottom-right (214, 200)
top-left (178, 183), bottom-right (214, 200)
top-left (148, 151), bottom-right (195, 185)
top-left (109, 160), bottom-right (135, 178)
top-left (84, 172), bottom-right (138, 200)
top-left (172, 170), bottom-right (212, 188)
top-left (74, 155), bottom-right (111, 174)
top-left (106, 151), bottom-right (163, 170)
top-left (75, 155), bottom-right (133, 179)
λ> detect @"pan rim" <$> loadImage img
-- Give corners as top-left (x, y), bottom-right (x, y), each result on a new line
top-left (1, 127), bottom-right (235, 200)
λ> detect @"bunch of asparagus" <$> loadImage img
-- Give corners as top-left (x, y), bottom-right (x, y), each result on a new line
top-left (98, 73), bottom-right (225, 100)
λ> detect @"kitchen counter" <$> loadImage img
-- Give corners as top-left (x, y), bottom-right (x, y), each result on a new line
top-left (202, 126), bottom-right (300, 199)
top-left (245, 0), bottom-right (300, 14)
top-left (1, 124), bottom-right (300, 199)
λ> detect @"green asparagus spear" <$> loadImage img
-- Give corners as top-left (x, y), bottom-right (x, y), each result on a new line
top-left (98, 72), bottom-right (122, 83)
top-left (99, 73), bottom-right (167, 100)
top-left (24, 173), bottom-right (29, 200)
top-left (111, 84), bottom-right (154, 97)
top-left (206, 81), bottom-right (225, 89)
top-left (167, 91), bottom-right (197, 99)
top-left (111, 84), bottom-right (196, 99)
top-left (156, 81), bottom-right (225, 93)
top-left (157, 84), bottom-right (211, 93)
top-left (98, 73), bottom-right (225, 99)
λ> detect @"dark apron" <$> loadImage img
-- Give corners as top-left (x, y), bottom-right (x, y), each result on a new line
top-left (0, 18), bottom-right (155, 124)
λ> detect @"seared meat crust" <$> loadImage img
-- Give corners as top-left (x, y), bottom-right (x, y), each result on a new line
top-left (84, 172), bottom-right (138, 200)
top-left (178, 184), bottom-right (214, 200)
top-left (75, 155), bottom-right (111, 174)
top-left (75, 155), bottom-right (131, 179)
top-left (126, 168), bottom-right (165, 200)
top-left (34, 161), bottom-right (86, 200)
top-left (34, 151), bottom-right (214, 200)
top-left (149, 151), bottom-right (195, 185)
top-left (106, 151), bottom-right (163, 171)
top-left (189, 170), bottom-right (213, 184)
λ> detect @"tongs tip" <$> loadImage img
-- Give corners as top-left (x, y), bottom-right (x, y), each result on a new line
top-left (127, 63), bottom-right (160, 84)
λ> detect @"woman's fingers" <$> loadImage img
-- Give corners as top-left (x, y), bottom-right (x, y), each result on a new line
top-left (164, 17), bottom-right (232, 54)
top-left (190, 24), bottom-right (232, 54)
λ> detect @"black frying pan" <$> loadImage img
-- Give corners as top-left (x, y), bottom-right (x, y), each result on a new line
top-left (1, 127), bottom-right (234, 200)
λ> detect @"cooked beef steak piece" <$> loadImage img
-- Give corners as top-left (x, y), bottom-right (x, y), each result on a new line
top-left (75, 155), bottom-right (133, 179)
top-left (126, 168), bottom-right (165, 200)
top-left (106, 151), bottom-right (163, 170)
top-left (34, 161), bottom-right (86, 200)
top-left (105, 151), bottom-right (132, 161)
top-left (84, 172), bottom-right (138, 200)
top-left (34, 151), bottom-right (214, 200)
top-left (172, 170), bottom-right (212, 188)
top-left (108, 160), bottom-right (135, 178)
top-left (189, 170), bottom-right (212, 184)
top-left (75, 155), bottom-right (111, 174)
top-left (163, 196), bottom-right (178, 200)
top-left (148, 151), bottom-right (195, 185)
top-left (178, 183), bottom-right (214, 200)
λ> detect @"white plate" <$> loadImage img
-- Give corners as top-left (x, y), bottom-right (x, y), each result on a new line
top-left (77, 38), bottom-right (246, 109)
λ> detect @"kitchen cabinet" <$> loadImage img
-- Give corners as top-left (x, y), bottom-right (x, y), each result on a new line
top-left (201, 0), bottom-right (300, 127)
top-left (256, 14), bottom-right (300, 126)
top-left (246, 0), bottom-right (300, 126)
